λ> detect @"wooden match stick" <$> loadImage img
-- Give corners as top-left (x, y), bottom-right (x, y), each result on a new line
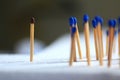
top-left (99, 17), bottom-right (104, 58)
top-left (100, 29), bottom-right (104, 57)
top-left (73, 17), bottom-right (77, 62)
top-left (69, 34), bottom-right (75, 66)
top-left (69, 17), bottom-right (77, 66)
top-left (108, 19), bottom-right (116, 67)
top-left (75, 26), bottom-right (82, 59)
top-left (108, 28), bottom-right (114, 67)
top-left (92, 19), bottom-right (99, 60)
top-left (73, 17), bottom-right (82, 59)
top-left (95, 16), bottom-right (104, 58)
top-left (69, 27), bottom-right (76, 66)
top-left (73, 34), bottom-right (77, 62)
top-left (97, 24), bottom-right (103, 65)
top-left (106, 30), bottom-right (109, 56)
top-left (95, 16), bottom-right (103, 66)
top-left (30, 17), bottom-right (35, 62)
top-left (83, 14), bottom-right (91, 66)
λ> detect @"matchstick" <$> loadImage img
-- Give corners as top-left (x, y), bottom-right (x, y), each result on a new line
top-left (73, 18), bottom-right (77, 62)
top-left (95, 16), bottom-right (104, 57)
top-left (73, 17), bottom-right (82, 59)
top-left (69, 17), bottom-right (77, 66)
top-left (73, 34), bottom-right (77, 62)
top-left (95, 16), bottom-right (103, 66)
top-left (108, 19), bottom-right (116, 67)
top-left (69, 27), bottom-right (77, 66)
top-left (106, 30), bottom-right (109, 56)
top-left (100, 29), bottom-right (104, 57)
top-left (98, 17), bottom-right (104, 58)
top-left (30, 17), bottom-right (35, 62)
top-left (92, 19), bottom-right (99, 60)
top-left (83, 14), bottom-right (91, 66)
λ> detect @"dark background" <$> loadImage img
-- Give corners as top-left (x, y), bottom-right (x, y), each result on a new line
top-left (0, 0), bottom-right (120, 53)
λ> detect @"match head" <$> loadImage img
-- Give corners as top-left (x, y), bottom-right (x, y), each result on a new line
top-left (31, 17), bottom-right (35, 23)
top-left (83, 14), bottom-right (89, 23)
top-left (71, 27), bottom-right (76, 36)
top-left (113, 19), bottom-right (117, 28)
top-left (73, 17), bottom-right (77, 25)
top-left (92, 19), bottom-right (98, 28)
top-left (94, 16), bottom-right (103, 26)
top-left (69, 17), bottom-right (74, 27)
top-left (108, 19), bottom-right (116, 28)
top-left (94, 16), bottom-right (100, 21)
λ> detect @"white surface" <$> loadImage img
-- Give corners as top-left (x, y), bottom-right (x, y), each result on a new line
top-left (14, 38), bottom-right (45, 54)
top-left (0, 31), bottom-right (120, 80)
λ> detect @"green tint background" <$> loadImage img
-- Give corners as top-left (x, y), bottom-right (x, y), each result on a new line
top-left (0, 0), bottom-right (119, 52)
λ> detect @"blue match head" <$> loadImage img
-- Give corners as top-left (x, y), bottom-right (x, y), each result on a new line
top-left (106, 30), bottom-right (109, 36)
top-left (108, 19), bottom-right (116, 28)
top-left (71, 27), bottom-right (76, 36)
top-left (73, 17), bottom-right (77, 25)
top-left (69, 17), bottom-right (74, 26)
top-left (113, 19), bottom-right (117, 28)
top-left (95, 16), bottom-right (103, 26)
top-left (92, 19), bottom-right (98, 28)
top-left (83, 14), bottom-right (89, 23)
top-left (72, 27), bottom-right (76, 33)
top-left (94, 16), bottom-right (100, 21)
top-left (99, 17), bottom-right (103, 26)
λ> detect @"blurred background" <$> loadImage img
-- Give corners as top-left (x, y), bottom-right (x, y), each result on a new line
top-left (0, 0), bottom-right (120, 53)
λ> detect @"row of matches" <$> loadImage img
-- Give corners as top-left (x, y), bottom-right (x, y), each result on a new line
top-left (69, 14), bottom-right (120, 67)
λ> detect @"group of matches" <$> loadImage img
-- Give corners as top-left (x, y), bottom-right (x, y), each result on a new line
top-left (69, 14), bottom-right (120, 67)
top-left (29, 15), bottom-right (120, 68)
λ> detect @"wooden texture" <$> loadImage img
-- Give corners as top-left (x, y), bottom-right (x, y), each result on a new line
top-left (73, 35), bottom-right (77, 62)
top-left (106, 36), bottom-right (109, 56)
top-left (97, 25), bottom-right (103, 66)
top-left (69, 33), bottom-right (76, 66)
top-left (84, 22), bottom-right (91, 66)
top-left (75, 25), bottom-right (82, 59)
top-left (94, 28), bottom-right (99, 60)
top-left (108, 28), bottom-right (114, 67)
top-left (30, 23), bottom-right (34, 62)
top-left (100, 29), bottom-right (104, 57)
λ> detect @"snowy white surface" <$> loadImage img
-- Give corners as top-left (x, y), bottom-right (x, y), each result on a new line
top-left (0, 31), bottom-right (120, 80)
top-left (14, 38), bottom-right (45, 54)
